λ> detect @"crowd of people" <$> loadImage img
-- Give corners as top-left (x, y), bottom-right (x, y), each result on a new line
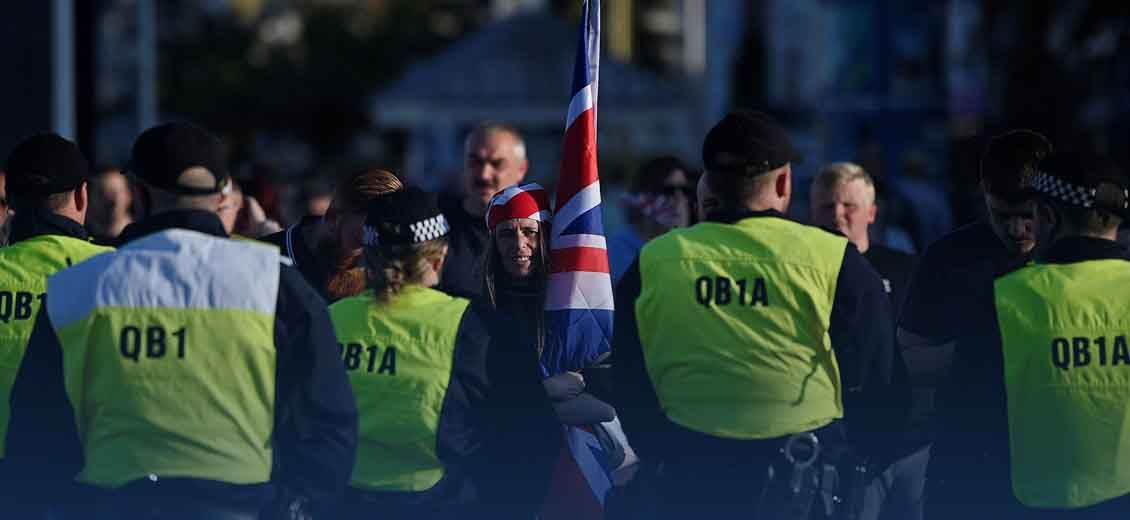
top-left (0, 109), bottom-right (1127, 520)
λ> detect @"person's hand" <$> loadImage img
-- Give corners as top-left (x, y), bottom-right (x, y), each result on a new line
top-left (245, 196), bottom-right (282, 236)
top-left (543, 371), bottom-right (585, 400)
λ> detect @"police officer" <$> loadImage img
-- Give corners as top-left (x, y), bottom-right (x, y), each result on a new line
top-left (974, 151), bottom-right (1130, 517)
top-left (5, 122), bottom-right (358, 519)
top-left (0, 135), bottom-right (112, 479)
top-left (614, 110), bottom-right (899, 519)
top-left (330, 187), bottom-right (494, 519)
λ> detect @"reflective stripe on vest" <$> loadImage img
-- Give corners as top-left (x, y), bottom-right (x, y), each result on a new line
top-left (995, 259), bottom-right (1130, 508)
top-left (329, 286), bottom-right (470, 492)
top-left (0, 235), bottom-right (111, 458)
top-left (46, 229), bottom-right (280, 488)
top-left (636, 216), bottom-right (846, 440)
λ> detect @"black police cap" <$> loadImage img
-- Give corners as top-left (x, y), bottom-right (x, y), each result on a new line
top-left (363, 187), bottom-right (449, 248)
top-left (702, 110), bottom-right (801, 177)
top-left (1031, 151), bottom-right (1129, 217)
top-left (4, 133), bottom-right (91, 198)
top-left (127, 122), bottom-right (230, 195)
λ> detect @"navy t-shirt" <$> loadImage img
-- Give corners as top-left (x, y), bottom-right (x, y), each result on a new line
top-left (899, 219), bottom-right (1028, 464)
top-left (900, 220), bottom-right (1024, 342)
top-left (863, 243), bottom-right (915, 319)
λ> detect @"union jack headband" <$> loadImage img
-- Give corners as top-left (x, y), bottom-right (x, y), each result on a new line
top-left (485, 183), bottom-right (552, 231)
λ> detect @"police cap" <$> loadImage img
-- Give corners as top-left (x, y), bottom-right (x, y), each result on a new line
top-left (702, 110), bottom-right (801, 177)
top-left (362, 186), bottom-right (449, 248)
top-left (1031, 151), bottom-right (1129, 218)
top-left (127, 122), bottom-right (230, 195)
top-left (4, 133), bottom-right (91, 198)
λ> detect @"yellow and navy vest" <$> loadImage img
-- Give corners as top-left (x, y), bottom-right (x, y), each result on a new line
top-left (636, 216), bottom-right (847, 440)
top-left (0, 234), bottom-right (111, 459)
top-left (45, 229), bottom-right (280, 488)
top-left (995, 259), bottom-right (1130, 508)
top-left (329, 286), bottom-right (470, 492)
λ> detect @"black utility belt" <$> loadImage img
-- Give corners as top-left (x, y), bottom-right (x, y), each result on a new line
top-left (756, 431), bottom-right (870, 520)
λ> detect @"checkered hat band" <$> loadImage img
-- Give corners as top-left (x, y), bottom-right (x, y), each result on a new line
top-left (362, 214), bottom-right (449, 247)
top-left (1031, 171), bottom-right (1095, 208)
top-left (409, 214), bottom-right (450, 243)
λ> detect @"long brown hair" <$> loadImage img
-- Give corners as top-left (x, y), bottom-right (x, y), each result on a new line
top-left (325, 168), bottom-right (405, 300)
top-left (482, 219), bottom-right (551, 353)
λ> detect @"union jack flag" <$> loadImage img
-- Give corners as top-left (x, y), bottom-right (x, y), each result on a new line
top-left (539, 1), bottom-right (615, 518)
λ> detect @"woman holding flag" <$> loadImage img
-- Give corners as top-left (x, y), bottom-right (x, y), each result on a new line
top-left (475, 182), bottom-right (623, 517)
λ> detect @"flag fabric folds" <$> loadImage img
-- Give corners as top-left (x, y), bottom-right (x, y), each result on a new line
top-left (539, 1), bottom-right (616, 519)
top-left (541, 0), bottom-right (612, 377)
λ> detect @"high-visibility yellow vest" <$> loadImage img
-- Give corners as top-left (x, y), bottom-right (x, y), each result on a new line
top-left (329, 286), bottom-right (470, 492)
top-left (45, 229), bottom-right (280, 488)
top-left (0, 234), bottom-right (111, 458)
top-left (636, 216), bottom-right (847, 440)
top-left (995, 259), bottom-right (1130, 508)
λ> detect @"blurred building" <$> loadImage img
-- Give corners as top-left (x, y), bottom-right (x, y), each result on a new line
top-left (370, 10), bottom-right (692, 191)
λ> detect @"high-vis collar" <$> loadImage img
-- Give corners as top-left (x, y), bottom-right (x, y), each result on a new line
top-left (47, 228), bottom-right (280, 330)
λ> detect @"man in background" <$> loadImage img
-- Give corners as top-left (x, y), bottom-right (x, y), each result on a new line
top-left (810, 161), bottom-right (922, 520)
top-left (437, 122), bottom-right (529, 298)
top-left (86, 166), bottom-right (135, 243)
top-left (810, 162), bottom-right (915, 311)
top-left (609, 156), bottom-right (693, 284)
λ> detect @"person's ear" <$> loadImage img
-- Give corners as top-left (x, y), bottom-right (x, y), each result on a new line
top-left (74, 181), bottom-right (88, 214)
top-left (867, 203), bottom-right (878, 225)
top-left (776, 167), bottom-right (791, 198)
top-left (432, 246), bottom-right (449, 276)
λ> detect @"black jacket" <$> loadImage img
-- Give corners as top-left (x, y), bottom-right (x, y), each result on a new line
top-left (437, 193), bottom-right (489, 299)
top-left (466, 294), bottom-right (562, 519)
top-left (260, 215), bottom-right (337, 302)
top-left (5, 210), bottom-right (358, 514)
top-left (613, 209), bottom-right (904, 463)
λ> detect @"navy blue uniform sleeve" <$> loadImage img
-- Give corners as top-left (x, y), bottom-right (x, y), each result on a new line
top-left (272, 265), bottom-right (358, 510)
top-left (898, 246), bottom-right (952, 340)
top-left (830, 244), bottom-right (896, 388)
top-left (5, 308), bottom-right (83, 510)
top-left (610, 259), bottom-right (667, 461)
top-left (436, 304), bottom-right (490, 467)
top-left (829, 244), bottom-right (906, 455)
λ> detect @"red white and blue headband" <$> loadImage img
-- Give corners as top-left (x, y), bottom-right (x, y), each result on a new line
top-left (485, 183), bottom-right (552, 231)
